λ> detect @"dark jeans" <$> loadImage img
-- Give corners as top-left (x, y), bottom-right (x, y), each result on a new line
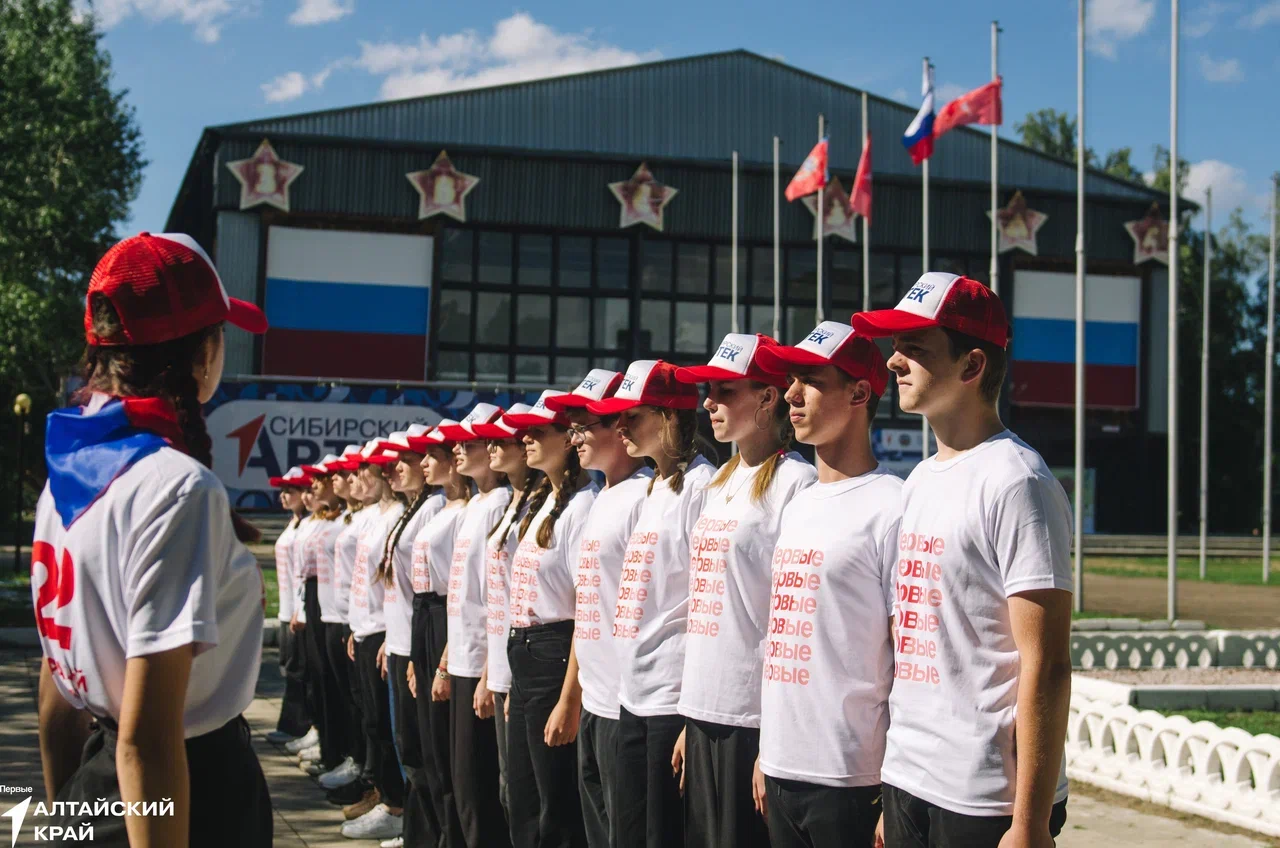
top-left (683, 719), bottom-right (768, 848)
top-left (391, 651), bottom-right (435, 848)
top-left (414, 592), bottom-right (465, 847)
top-left (450, 674), bottom-right (512, 848)
top-left (302, 580), bottom-right (347, 768)
top-left (355, 631), bottom-right (405, 808)
top-left (506, 620), bottom-right (586, 848)
top-left (614, 707), bottom-right (685, 848)
top-left (53, 716), bottom-right (271, 848)
top-left (766, 777), bottom-right (881, 848)
top-left (882, 784), bottom-right (1068, 848)
top-left (495, 691), bottom-right (510, 815)
top-left (276, 621), bottom-right (311, 737)
top-left (323, 620), bottom-right (362, 767)
top-left (578, 710), bottom-right (619, 848)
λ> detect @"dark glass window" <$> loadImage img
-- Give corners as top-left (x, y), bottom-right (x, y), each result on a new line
top-left (559, 237), bottom-right (591, 288)
top-left (595, 298), bottom-right (630, 351)
top-left (516, 294), bottom-right (550, 345)
top-left (437, 351), bottom-right (468, 380)
top-left (787, 306), bottom-right (817, 347)
top-left (475, 353), bottom-right (510, 382)
top-left (712, 303), bottom-right (746, 344)
top-left (518, 235), bottom-right (552, 287)
top-left (597, 238), bottom-right (630, 290)
top-left (477, 232), bottom-right (512, 284)
top-left (935, 256), bottom-right (966, 278)
top-left (677, 244), bottom-right (711, 294)
top-left (515, 355), bottom-right (549, 382)
top-left (641, 242), bottom-right (673, 292)
top-left (869, 254), bottom-right (897, 307)
top-left (899, 255), bottom-right (923, 297)
top-left (555, 356), bottom-right (590, 385)
top-left (750, 247), bottom-right (775, 297)
top-left (440, 230), bottom-right (473, 283)
top-left (476, 292), bottom-right (511, 342)
top-left (640, 300), bottom-right (671, 352)
top-left (831, 249), bottom-right (862, 306)
top-left (749, 305), bottom-right (777, 339)
top-left (714, 245), bottom-right (748, 296)
top-left (437, 290), bottom-right (471, 343)
top-left (557, 296), bottom-right (590, 348)
top-left (675, 302), bottom-right (708, 353)
top-left (787, 248), bottom-right (817, 302)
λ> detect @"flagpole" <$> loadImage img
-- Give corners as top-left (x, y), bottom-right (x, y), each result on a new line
top-left (861, 91), bottom-right (871, 311)
top-left (732, 150), bottom-right (740, 333)
top-left (773, 136), bottom-right (781, 340)
top-left (922, 58), bottom-right (932, 462)
top-left (1266, 173), bottom-right (1277, 584)
top-left (991, 20), bottom-right (1000, 296)
top-left (1074, 0), bottom-right (1086, 612)
top-left (816, 113), bottom-right (826, 324)
top-left (1199, 187), bottom-right (1211, 580)
top-left (1167, 0), bottom-right (1180, 620)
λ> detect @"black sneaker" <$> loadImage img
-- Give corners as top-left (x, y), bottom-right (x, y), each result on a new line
top-left (326, 779), bottom-right (370, 806)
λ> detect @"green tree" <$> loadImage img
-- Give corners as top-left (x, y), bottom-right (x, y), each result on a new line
top-left (1014, 108), bottom-right (1090, 162)
top-left (0, 0), bottom-right (145, 507)
top-left (1101, 147), bottom-right (1143, 183)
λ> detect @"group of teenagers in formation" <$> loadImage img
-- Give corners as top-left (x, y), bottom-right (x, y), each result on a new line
top-left (30, 231), bottom-right (1075, 848)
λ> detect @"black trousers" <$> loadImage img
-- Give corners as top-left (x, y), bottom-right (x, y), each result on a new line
top-left (506, 621), bottom-right (587, 848)
top-left (301, 579), bottom-right (346, 768)
top-left (391, 651), bottom-right (437, 848)
top-left (494, 691), bottom-right (511, 815)
top-left (355, 631), bottom-right (405, 808)
top-left (451, 674), bottom-right (513, 848)
top-left (683, 719), bottom-right (768, 848)
top-left (276, 621), bottom-right (311, 737)
top-left (52, 715), bottom-right (271, 847)
top-left (324, 620), bottom-right (363, 768)
top-left (614, 707), bottom-right (685, 848)
top-left (766, 777), bottom-right (880, 848)
top-left (414, 593), bottom-right (465, 847)
top-left (882, 784), bottom-right (1068, 848)
top-left (578, 710), bottom-right (619, 848)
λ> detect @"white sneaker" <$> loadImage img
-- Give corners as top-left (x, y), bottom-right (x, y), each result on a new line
top-left (319, 758), bottom-right (360, 789)
top-left (380, 838), bottom-right (404, 848)
top-left (341, 804), bottom-right (402, 840)
top-left (297, 744), bottom-right (322, 763)
top-left (285, 728), bottom-right (319, 754)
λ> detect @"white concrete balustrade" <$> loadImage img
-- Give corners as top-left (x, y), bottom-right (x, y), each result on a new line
top-left (1072, 630), bottom-right (1280, 670)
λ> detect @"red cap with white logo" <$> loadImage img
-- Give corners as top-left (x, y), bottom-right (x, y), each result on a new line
top-left (302, 454), bottom-right (345, 475)
top-left (360, 438), bottom-right (398, 466)
top-left (437, 404), bottom-right (503, 442)
top-left (502, 391), bottom-right (571, 428)
top-left (851, 272), bottom-right (1010, 348)
top-left (420, 420), bottom-right (460, 448)
top-left (86, 232), bottom-right (269, 346)
top-left (378, 424), bottom-right (433, 455)
top-left (585, 360), bottom-right (700, 416)
top-left (674, 333), bottom-right (789, 388)
top-left (471, 403), bottom-right (533, 439)
top-left (544, 369), bottom-right (625, 412)
top-left (755, 321), bottom-right (890, 396)
top-left (269, 465), bottom-right (313, 488)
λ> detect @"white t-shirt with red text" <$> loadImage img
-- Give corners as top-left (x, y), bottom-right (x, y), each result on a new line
top-left (485, 496), bottom-right (526, 695)
top-left (510, 484), bottom-right (600, 629)
top-left (274, 518), bottom-right (300, 622)
top-left (349, 502), bottom-right (405, 641)
top-left (412, 499), bottom-right (468, 596)
top-left (678, 453), bottom-right (816, 727)
top-left (447, 487), bottom-right (513, 678)
top-left (881, 430), bottom-right (1073, 816)
top-left (758, 466), bottom-right (901, 787)
top-left (308, 517), bottom-right (347, 624)
top-left (574, 468), bottom-right (653, 721)
top-left (331, 509), bottom-right (370, 626)
top-left (385, 493), bottom-right (444, 657)
top-left (615, 456), bottom-right (716, 717)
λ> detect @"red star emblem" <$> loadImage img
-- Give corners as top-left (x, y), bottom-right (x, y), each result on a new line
top-left (802, 177), bottom-right (858, 244)
top-left (986, 190), bottom-right (1048, 256)
top-left (406, 151), bottom-right (480, 222)
top-left (1124, 203), bottom-right (1170, 265)
top-left (225, 139), bottom-right (304, 213)
top-left (609, 164), bottom-right (678, 231)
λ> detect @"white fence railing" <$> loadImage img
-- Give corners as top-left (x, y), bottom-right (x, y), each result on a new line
top-left (1071, 631), bottom-right (1280, 670)
top-left (1066, 694), bottom-right (1280, 836)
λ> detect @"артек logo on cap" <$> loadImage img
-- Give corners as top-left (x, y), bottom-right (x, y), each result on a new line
top-left (714, 338), bottom-right (746, 363)
top-left (904, 279), bottom-right (936, 303)
top-left (806, 326), bottom-right (835, 346)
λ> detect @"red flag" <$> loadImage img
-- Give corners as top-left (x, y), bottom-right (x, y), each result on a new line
top-left (933, 79), bottom-right (1002, 139)
top-left (850, 137), bottom-right (872, 224)
top-left (785, 137), bottom-right (829, 202)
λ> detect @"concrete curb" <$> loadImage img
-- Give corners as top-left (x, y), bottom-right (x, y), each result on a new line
top-left (1072, 672), bottom-right (1280, 710)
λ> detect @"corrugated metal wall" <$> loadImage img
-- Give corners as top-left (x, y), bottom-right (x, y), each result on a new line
top-left (214, 210), bottom-right (261, 375)
top-left (228, 51), bottom-right (1157, 204)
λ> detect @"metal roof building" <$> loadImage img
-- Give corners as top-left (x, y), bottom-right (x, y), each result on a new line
top-left (170, 49), bottom-right (1178, 531)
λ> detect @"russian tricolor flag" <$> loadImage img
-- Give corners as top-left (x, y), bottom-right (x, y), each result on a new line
top-left (262, 227), bottom-right (433, 381)
top-left (902, 60), bottom-right (935, 166)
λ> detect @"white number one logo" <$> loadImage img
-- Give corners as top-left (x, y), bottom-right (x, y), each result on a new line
top-left (3, 797), bottom-right (32, 848)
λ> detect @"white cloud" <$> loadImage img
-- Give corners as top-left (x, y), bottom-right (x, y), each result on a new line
top-left (289, 0), bottom-right (352, 26)
top-left (890, 87), bottom-right (909, 103)
top-left (935, 82), bottom-right (968, 103)
top-left (1185, 160), bottom-right (1263, 215)
top-left (1198, 53), bottom-right (1245, 81)
top-left (75, 0), bottom-right (243, 42)
top-left (1087, 0), bottom-right (1156, 58)
top-left (261, 71), bottom-right (309, 103)
top-left (1186, 1), bottom-right (1234, 36)
top-left (1239, 0), bottom-right (1280, 27)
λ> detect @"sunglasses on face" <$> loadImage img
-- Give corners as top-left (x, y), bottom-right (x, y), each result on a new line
top-left (569, 419), bottom-right (606, 437)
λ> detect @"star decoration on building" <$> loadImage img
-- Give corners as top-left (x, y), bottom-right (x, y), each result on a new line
top-left (1124, 202), bottom-right (1170, 265)
top-left (225, 139), bottom-right (304, 213)
top-left (406, 151), bottom-right (480, 222)
top-left (985, 190), bottom-right (1048, 255)
top-left (802, 177), bottom-right (858, 244)
top-left (608, 164), bottom-right (678, 231)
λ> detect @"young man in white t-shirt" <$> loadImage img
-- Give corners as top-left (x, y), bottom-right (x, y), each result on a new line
top-left (852, 273), bottom-right (1073, 848)
top-left (750, 322), bottom-right (901, 848)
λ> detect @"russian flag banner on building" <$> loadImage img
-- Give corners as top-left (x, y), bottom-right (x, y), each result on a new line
top-left (262, 226), bottom-right (433, 381)
top-left (901, 61), bottom-right (935, 166)
top-left (1009, 270), bottom-right (1141, 409)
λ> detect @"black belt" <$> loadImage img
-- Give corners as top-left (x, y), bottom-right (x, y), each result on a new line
top-left (413, 592), bottom-right (447, 608)
top-left (508, 619), bottom-right (574, 640)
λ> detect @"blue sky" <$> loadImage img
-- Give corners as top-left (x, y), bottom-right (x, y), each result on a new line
top-left (85, 0), bottom-right (1276, 234)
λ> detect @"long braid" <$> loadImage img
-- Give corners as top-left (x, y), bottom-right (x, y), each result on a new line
top-left (535, 443), bottom-right (583, 548)
top-left (492, 469), bottom-right (542, 540)
top-left (517, 475), bottom-right (553, 542)
top-left (379, 486), bottom-right (427, 585)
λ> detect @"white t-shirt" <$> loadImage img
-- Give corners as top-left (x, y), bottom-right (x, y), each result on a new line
top-left (331, 509), bottom-right (370, 626)
top-left (881, 430), bottom-right (1074, 816)
top-left (385, 494), bottom-right (443, 657)
top-left (308, 516), bottom-right (347, 624)
top-left (274, 518), bottom-right (300, 622)
top-left (575, 468), bottom-right (653, 720)
top-left (349, 502), bottom-right (405, 641)
top-left (679, 453), bottom-right (816, 727)
top-left (31, 449), bottom-right (264, 738)
top-left (447, 487), bottom-right (513, 678)
top-left (758, 466), bottom-right (902, 787)
top-left (615, 455), bottom-right (716, 717)
top-left (290, 515), bottom-right (321, 623)
top-left (510, 484), bottom-right (600, 629)
top-left (485, 496), bottom-right (526, 695)
top-left (412, 500), bottom-right (468, 596)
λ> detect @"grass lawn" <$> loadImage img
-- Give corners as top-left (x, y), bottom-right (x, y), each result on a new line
top-left (1085, 555), bottom-right (1280, 587)
top-left (1155, 709), bottom-right (1280, 738)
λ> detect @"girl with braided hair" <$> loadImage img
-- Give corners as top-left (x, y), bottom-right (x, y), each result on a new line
top-left (585, 361), bottom-right (717, 848)
top-left (670, 335), bottom-right (818, 848)
top-left (498, 393), bottom-right (600, 848)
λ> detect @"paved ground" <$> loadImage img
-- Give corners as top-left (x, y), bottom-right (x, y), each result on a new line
top-left (1081, 572), bottom-right (1280, 629)
top-left (2, 648), bottom-right (1278, 846)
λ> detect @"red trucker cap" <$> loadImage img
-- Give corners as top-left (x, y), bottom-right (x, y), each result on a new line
top-left (755, 320), bottom-right (890, 396)
top-left (851, 272), bottom-right (1010, 349)
top-left (585, 360), bottom-right (699, 416)
top-left (437, 404), bottom-right (503, 442)
top-left (543, 369), bottom-right (625, 412)
top-left (674, 333), bottom-right (789, 388)
top-left (471, 403), bottom-right (533, 439)
top-left (502, 391), bottom-right (571, 428)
